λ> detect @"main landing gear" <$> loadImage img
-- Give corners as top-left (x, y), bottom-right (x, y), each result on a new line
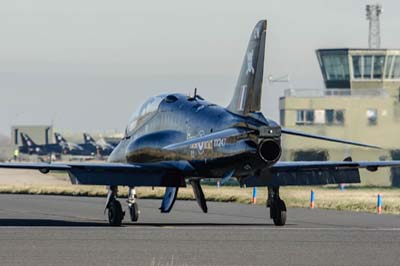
top-left (105, 186), bottom-right (124, 226)
top-left (105, 186), bottom-right (140, 226)
top-left (267, 186), bottom-right (287, 226)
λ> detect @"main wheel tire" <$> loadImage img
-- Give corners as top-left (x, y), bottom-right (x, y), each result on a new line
top-left (129, 202), bottom-right (139, 222)
top-left (271, 199), bottom-right (287, 226)
top-left (108, 200), bottom-right (124, 226)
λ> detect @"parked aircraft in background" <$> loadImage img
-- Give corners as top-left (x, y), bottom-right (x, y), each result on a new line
top-left (2, 20), bottom-right (400, 227)
top-left (18, 132), bottom-right (116, 158)
top-left (83, 133), bottom-right (115, 156)
top-left (54, 133), bottom-right (96, 156)
top-left (19, 132), bottom-right (62, 156)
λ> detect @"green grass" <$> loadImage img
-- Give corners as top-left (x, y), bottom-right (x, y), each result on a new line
top-left (0, 184), bottom-right (398, 215)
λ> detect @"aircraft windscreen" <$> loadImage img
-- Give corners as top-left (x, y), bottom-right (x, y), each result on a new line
top-left (126, 95), bottom-right (166, 134)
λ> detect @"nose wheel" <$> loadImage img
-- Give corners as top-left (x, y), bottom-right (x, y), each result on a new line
top-left (129, 202), bottom-right (139, 222)
top-left (128, 187), bottom-right (140, 222)
top-left (267, 186), bottom-right (287, 226)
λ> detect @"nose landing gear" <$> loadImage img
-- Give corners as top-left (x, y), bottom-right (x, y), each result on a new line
top-left (128, 187), bottom-right (139, 222)
top-left (105, 186), bottom-right (140, 226)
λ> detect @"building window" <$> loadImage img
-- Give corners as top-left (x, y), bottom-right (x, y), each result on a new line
top-left (296, 109), bottom-right (344, 126)
top-left (280, 110), bottom-right (285, 126)
top-left (296, 110), bottom-right (314, 125)
top-left (293, 149), bottom-right (329, 161)
top-left (329, 109), bottom-right (345, 125)
top-left (325, 109), bottom-right (345, 125)
top-left (336, 110), bottom-right (345, 124)
top-left (366, 109), bottom-right (378, 125)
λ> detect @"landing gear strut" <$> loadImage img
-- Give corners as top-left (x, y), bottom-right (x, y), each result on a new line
top-left (105, 186), bottom-right (125, 226)
top-left (267, 186), bottom-right (287, 226)
top-left (127, 187), bottom-right (139, 222)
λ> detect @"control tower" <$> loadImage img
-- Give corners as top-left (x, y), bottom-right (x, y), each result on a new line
top-left (316, 48), bottom-right (400, 95)
top-left (279, 5), bottom-right (400, 186)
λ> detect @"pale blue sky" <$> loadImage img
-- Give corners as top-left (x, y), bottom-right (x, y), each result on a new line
top-left (0, 0), bottom-right (398, 135)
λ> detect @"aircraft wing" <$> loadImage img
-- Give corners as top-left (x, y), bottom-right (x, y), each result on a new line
top-left (2, 159), bottom-right (399, 188)
top-left (281, 128), bottom-right (380, 149)
top-left (0, 162), bottom-right (196, 187)
top-left (240, 160), bottom-right (400, 187)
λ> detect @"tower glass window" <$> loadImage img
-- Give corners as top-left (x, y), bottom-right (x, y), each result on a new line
top-left (363, 55), bottom-right (373, 79)
top-left (321, 54), bottom-right (349, 81)
top-left (385, 55), bottom-right (394, 79)
top-left (373, 55), bottom-right (385, 79)
top-left (352, 56), bottom-right (363, 79)
top-left (392, 56), bottom-right (400, 79)
top-left (316, 49), bottom-right (351, 88)
top-left (352, 54), bottom-right (386, 80)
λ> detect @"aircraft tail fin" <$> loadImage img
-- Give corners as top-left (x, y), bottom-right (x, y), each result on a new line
top-left (20, 133), bottom-right (37, 147)
top-left (227, 20), bottom-right (267, 115)
top-left (83, 133), bottom-right (96, 144)
top-left (54, 133), bottom-right (67, 145)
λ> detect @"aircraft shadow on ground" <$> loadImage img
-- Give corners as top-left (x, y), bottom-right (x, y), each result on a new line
top-left (0, 219), bottom-right (284, 227)
top-left (0, 219), bottom-right (108, 227)
top-left (128, 223), bottom-right (276, 227)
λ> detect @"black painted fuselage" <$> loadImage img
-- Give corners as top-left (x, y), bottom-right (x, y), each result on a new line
top-left (109, 94), bottom-right (281, 179)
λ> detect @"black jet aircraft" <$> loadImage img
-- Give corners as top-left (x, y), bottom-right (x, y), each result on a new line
top-left (54, 132), bottom-right (96, 156)
top-left (2, 20), bottom-right (400, 226)
top-left (83, 133), bottom-right (115, 156)
top-left (18, 132), bottom-right (63, 156)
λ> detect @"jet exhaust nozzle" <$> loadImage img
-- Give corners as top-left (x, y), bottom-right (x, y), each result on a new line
top-left (258, 139), bottom-right (281, 164)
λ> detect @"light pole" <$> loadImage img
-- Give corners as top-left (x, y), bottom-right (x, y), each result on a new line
top-left (366, 4), bottom-right (383, 49)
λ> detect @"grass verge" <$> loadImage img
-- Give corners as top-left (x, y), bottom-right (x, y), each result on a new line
top-left (0, 184), bottom-right (399, 215)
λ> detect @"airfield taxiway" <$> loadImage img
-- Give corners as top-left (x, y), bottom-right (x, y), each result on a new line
top-left (0, 194), bottom-right (399, 266)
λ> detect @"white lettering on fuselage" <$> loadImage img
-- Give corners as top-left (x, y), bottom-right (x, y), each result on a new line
top-left (188, 130), bottom-right (227, 158)
top-left (213, 138), bottom-right (226, 148)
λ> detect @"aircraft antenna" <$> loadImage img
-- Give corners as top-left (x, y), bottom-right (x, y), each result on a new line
top-left (366, 4), bottom-right (382, 49)
top-left (194, 88), bottom-right (197, 98)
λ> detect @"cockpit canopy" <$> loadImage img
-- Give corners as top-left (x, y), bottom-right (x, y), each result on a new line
top-left (126, 95), bottom-right (166, 135)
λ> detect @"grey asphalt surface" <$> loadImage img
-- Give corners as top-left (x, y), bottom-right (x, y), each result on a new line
top-left (0, 194), bottom-right (399, 266)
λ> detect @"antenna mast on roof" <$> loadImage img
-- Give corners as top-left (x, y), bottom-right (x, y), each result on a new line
top-left (366, 4), bottom-right (383, 49)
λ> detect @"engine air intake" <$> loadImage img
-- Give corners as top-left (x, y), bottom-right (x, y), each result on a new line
top-left (258, 139), bottom-right (281, 163)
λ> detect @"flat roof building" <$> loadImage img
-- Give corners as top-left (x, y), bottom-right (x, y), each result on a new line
top-left (280, 48), bottom-right (400, 186)
top-left (11, 125), bottom-right (53, 147)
